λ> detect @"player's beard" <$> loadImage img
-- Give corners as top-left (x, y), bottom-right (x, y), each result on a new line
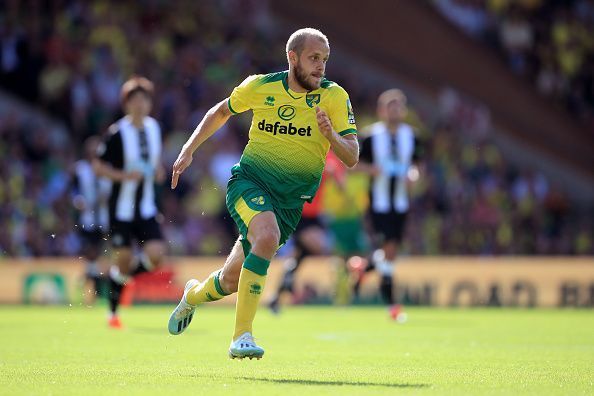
top-left (294, 61), bottom-right (322, 91)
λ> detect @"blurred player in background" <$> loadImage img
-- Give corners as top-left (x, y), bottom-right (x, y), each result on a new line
top-left (168, 28), bottom-right (359, 360)
top-left (351, 89), bottom-right (415, 320)
top-left (266, 151), bottom-right (343, 314)
top-left (71, 136), bottom-right (111, 304)
top-left (94, 76), bottom-right (166, 328)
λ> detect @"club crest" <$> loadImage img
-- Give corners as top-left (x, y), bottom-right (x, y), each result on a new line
top-left (306, 94), bottom-right (321, 108)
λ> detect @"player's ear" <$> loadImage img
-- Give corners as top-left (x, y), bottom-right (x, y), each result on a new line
top-left (288, 50), bottom-right (298, 66)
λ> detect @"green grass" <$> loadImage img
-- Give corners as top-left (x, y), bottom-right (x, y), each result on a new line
top-left (0, 305), bottom-right (592, 395)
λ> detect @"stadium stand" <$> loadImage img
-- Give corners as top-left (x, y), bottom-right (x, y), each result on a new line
top-left (0, 0), bottom-right (592, 257)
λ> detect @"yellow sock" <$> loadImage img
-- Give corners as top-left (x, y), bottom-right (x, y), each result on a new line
top-left (186, 270), bottom-right (229, 305)
top-left (233, 253), bottom-right (270, 340)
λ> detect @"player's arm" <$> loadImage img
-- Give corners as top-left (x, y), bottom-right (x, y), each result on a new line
top-left (353, 135), bottom-right (381, 176)
top-left (70, 170), bottom-right (87, 211)
top-left (316, 106), bottom-right (359, 168)
top-left (171, 98), bottom-right (233, 189)
top-left (93, 131), bottom-right (143, 182)
top-left (93, 159), bottom-right (143, 182)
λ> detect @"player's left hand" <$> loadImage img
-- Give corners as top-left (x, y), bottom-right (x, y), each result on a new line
top-left (171, 149), bottom-right (193, 189)
top-left (316, 106), bottom-right (334, 141)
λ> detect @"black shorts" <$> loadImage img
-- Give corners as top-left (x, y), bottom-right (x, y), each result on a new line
top-left (295, 215), bottom-right (324, 234)
top-left (79, 229), bottom-right (104, 249)
top-left (109, 217), bottom-right (163, 248)
top-left (370, 211), bottom-right (407, 243)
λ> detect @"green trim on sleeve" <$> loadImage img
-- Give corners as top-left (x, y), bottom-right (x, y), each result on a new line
top-left (338, 128), bottom-right (357, 137)
top-left (260, 71), bottom-right (287, 85)
top-left (227, 98), bottom-right (239, 114)
top-left (320, 78), bottom-right (336, 89)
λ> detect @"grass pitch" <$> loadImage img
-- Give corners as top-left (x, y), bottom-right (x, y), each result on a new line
top-left (0, 305), bottom-right (592, 395)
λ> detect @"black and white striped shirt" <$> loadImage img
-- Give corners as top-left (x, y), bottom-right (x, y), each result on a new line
top-left (72, 159), bottom-right (111, 231)
top-left (98, 116), bottom-right (162, 222)
top-left (360, 122), bottom-right (415, 214)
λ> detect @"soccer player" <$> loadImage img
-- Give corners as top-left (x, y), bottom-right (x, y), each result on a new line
top-left (71, 136), bottom-right (111, 303)
top-left (351, 89), bottom-right (415, 320)
top-left (168, 28), bottom-right (359, 360)
top-left (94, 76), bottom-right (167, 328)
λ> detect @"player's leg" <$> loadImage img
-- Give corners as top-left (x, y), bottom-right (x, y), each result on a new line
top-left (168, 238), bottom-right (244, 335)
top-left (187, 237), bottom-right (244, 304)
top-left (269, 221), bottom-right (325, 313)
top-left (169, 175), bottom-right (261, 336)
top-left (141, 240), bottom-right (165, 268)
top-left (80, 230), bottom-right (102, 304)
top-left (378, 240), bottom-right (397, 304)
top-left (376, 212), bottom-right (407, 320)
top-left (351, 211), bottom-right (383, 297)
top-left (106, 220), bottom-right (134, 328)
top-left (107, 247), bottom-right (133, 328)
top-left (230, 211), bottom-right (279, 359)
top-left (130, 217), bottom-right (164, 276)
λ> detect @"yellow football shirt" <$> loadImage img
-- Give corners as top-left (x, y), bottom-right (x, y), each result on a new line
top-left (228, 70), bottom-right (357, 208)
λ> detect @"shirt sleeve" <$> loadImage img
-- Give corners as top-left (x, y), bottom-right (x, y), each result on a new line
top-left (227, 74), bottom-right (260, 114)
top-left (327, 87), bottom-right (357, 137)
top-left (97, 127), bottom-right (124, 169)
top-left (360, 135), bottom-right (372, 163)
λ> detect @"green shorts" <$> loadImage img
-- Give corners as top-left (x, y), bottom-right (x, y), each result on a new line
top-left (329, 218), bottom-right (368, 256)
top-left (226, 173), bottom-right (303, 257)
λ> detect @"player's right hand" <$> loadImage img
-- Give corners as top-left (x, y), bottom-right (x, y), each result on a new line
top-left (171, 149), bottom-right (193, 189)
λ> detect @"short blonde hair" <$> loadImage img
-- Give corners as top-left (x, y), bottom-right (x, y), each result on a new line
top-left (286, 28), bottom-right (329, 55)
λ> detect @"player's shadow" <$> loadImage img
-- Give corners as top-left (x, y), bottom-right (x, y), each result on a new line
top-left (236, 376), bottom-right (429, 389)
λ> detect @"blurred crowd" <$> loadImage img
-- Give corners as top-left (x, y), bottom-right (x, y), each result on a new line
top-left (433, 0), bottom-right (594, 128)
top-left (0, 0), bottom-right (591, 258)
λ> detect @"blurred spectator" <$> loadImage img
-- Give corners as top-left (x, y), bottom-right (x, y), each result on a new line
top-left (434, 0), bottom-right (594, 125)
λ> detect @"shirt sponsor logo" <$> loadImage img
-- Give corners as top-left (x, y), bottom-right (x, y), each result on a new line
top-left (257, 119), bottom-right (312, 137)
top-left (278, 105), bottom-right (296, 121)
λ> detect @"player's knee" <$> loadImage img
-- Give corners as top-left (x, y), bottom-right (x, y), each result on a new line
top-left (252, 229), bottom-right (280, 256)
top-left (383, 243), bottom-right (398, 261)
top-left (146, 253), bottom-right (163, 269)
top-left (85, 248), bottom-right (101, 261)
top-left (115, 250), bottom-right (133, 269)
top-left (144, 242), bottom-right (166, 268)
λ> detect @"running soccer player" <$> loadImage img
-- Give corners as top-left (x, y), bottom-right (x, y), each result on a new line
top-left (168, 28), bottom-right (359, 360)
top-left (351, 89), bottom-right (415, 321)
top-left (71, 136), bottom-right (111, 304)
top-left (94, 76), bottom-right (167, 328)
